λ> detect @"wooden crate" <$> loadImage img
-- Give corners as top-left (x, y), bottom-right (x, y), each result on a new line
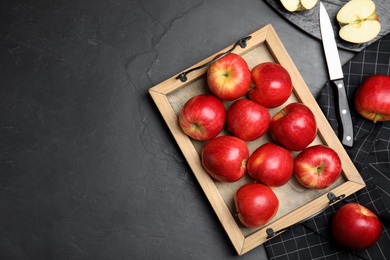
top-left (149, 24), bottom-right (365, 255)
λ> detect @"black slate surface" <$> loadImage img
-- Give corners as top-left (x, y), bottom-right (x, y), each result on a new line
top-left (0, 0), bottom-right (356, 259)
top-left (265, 0), bottom-right (390, 52)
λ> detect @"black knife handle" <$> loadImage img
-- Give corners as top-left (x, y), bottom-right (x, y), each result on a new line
top-left (333, 79), bottom-right (354, 147)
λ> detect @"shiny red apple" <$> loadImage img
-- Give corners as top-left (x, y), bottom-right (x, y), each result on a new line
top-left (269, 102), bottom-right (317, 151)
top-left (207, 53), bottom-right (251, 101)
top-left (294, 145), bottom-right (342, 189)
top-left (248, 62), bottom-right (293, 108)
top-left (331, 203), bottom-right (382, 250)
top-left (226, 98), bottom-right (270, 141)
top-left (247, 143), bottom-right (293, 186)
top-left (201, 136), bottom-right (249, 182)
top-left (354, 74), bottom-right (390, 123)
top-left (179, 94), bottom-right (226, 141)
top-left (234, 183), bottom-right (279, 228)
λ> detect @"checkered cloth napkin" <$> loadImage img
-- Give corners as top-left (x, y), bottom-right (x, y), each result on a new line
top-left (264, 33), bottom-right (390, 260)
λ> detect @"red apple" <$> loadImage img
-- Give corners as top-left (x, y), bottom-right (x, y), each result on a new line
top-left (293, 145), bottom-right (342, 189)
top-left (354, 74), bottom-right (390, 123)
top-left (234, 183), bottom-right (279, 228)
top-left (226, 99), bottom-right (270, 141)
top-left (179, 94), bottom-right (226, 141)
top-left (201, 136), bottom-right (249, 182)
top-left (207, 53), bottom-right (251, 101)
top-left (331, 203), bottom-right (382, 250)
top-left (248, 62), bottom-right (293, 108)
top-left (269, 102), bottom-right (317, 151)
top-left (247, 143), bottom-right (293, 187)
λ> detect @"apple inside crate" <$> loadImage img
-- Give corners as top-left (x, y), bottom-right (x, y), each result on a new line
top-left (149, 24), bottom-right (365, 255)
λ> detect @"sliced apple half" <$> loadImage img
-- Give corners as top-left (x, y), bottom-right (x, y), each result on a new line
top-left (337, 0), bottom-right (381, 44)
top-left (280, 0), bottom-right (318, 12)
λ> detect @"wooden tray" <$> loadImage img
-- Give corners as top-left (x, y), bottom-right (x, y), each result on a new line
top-left (149, 24), bottom-right (365, 255)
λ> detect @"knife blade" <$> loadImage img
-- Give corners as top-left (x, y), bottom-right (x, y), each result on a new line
top-left (319, 2), bottom-right (354, 148)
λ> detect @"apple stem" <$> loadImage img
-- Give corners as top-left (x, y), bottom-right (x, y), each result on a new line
top-left (314, 165), bottom-right (325, 177)
top-left (373, 113), bottom-right (381, 123)
top-left (191, 123), bottom-right (202, 132)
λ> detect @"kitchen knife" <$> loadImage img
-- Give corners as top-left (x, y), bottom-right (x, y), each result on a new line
top-left (319, 2), bottom-right (354, 147)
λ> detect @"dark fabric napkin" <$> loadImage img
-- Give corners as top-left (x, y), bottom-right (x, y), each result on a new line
top-left (264, 34), bottom-right (390, 260)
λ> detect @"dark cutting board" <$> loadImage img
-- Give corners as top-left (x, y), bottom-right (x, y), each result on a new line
top-left (265, 0), bottom-right (390, 52)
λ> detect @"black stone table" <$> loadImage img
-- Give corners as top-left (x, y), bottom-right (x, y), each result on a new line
top-left (0, 1), bottom-right (354, 259)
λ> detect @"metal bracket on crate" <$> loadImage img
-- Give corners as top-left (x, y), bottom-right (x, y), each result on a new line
top-left (327, 191), bottom-right (346, 204)
top-left (266, 191), bottom-right (346, 239)
top-left (175, 36), bottom-right (252, 82)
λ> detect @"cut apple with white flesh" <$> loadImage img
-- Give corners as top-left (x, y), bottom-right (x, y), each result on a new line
top-left (280, 0), bottom-right (318, 12)
top-left (337, 0), bottom-right (381, 44)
